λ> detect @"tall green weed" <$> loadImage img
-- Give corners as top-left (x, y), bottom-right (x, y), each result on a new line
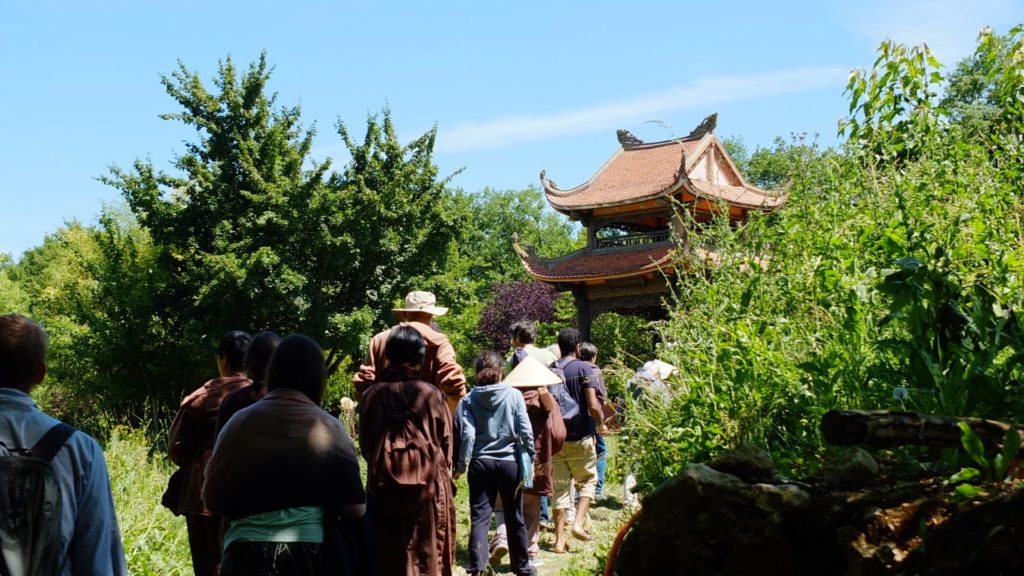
top-left (105, 427), bottom-right (191, 574)
top-left (622, 32), bottom-right (1024, 491)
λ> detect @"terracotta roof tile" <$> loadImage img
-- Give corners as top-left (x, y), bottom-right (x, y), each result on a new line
top-left (689, 180), bottom-right (788, 209)
top-left (544, 140), bottom-right (700, 210)
top-left (541, 132), bottom-right (787, 213)
top-left (516, 243), bottom-right (675, 282)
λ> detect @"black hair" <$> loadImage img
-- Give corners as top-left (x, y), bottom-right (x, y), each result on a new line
top-left (217, 330), bottom-right (252, 372)
top-left (385, 325), bottom-right (425, 367)
top-left (509, 321), bottom-right (537, 345)
top-left (0, 314), bottom-right (47, 390)
top-left (557, 327), bottom-right (582, 358)
top-left (578, 342), bottom-right (598, 362)
top-left (266, 334), bottom-right (327, 405)
top-left (474, 350), bottom-right (504, 385)
top-left (245, 331), bottom-right (282, 385)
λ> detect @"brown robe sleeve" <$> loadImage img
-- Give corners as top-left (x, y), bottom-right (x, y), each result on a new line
top-left (431, 336), bottom-right (467, 403)
top-left (353, 330), bottom-right (388, 397)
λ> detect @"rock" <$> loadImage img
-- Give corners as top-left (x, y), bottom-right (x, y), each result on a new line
top-left (822, 448), bottom-right (879, 489)
top-left (615, 464), bottom-right (804, 576)
top-left (752, 483), bottom-right (811, 510)
top-left (677, 462), bottom-right (748, 491)
top-left (710, 442), bottom-right (775, 482)
top-left (615, 455), bottom-right (1024, 576)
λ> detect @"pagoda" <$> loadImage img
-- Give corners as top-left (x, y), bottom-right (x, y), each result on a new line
top-left (513, 114), bottom-right (787, 340)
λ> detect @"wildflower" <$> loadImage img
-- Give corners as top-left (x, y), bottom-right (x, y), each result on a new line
top-left (892, 386), bottom-right (909, 401)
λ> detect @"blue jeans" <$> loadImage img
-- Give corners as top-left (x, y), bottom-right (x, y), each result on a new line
top-left (595, 434), bottom-right (607, 496)
top-left (540, 496), bottom-right (550, 521)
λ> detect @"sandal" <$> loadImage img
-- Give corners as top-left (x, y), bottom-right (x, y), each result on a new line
top-left (552, 541), bottom-right (572, 554)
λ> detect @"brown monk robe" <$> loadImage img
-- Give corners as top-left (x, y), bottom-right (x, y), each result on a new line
top-left (353, 319), bottom-right (466, 413)
top-left (359, 365), bottom-right (456, 576)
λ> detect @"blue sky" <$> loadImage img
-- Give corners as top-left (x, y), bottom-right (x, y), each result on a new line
top-left (1, 1), bottom-right (1021, 258)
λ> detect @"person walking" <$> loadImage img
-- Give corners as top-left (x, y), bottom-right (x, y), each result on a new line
top-left (353, 291), bottom-right (466, 413)
top-left (203, 335), bottom-right (367, 575)
top-left (578, 342), bottom-right (608, 501)
top-left (456, 351), bottom-right (536, 576)
top-left (0, 314), bottom-right (127, 575)
top-left (359, 325), bottom-right (456, 576)
top-left (168, 330), bottom-right (251, 576)
top-left (216, 331), bottom-right (282, 434)
top-left (549, 328), bottom-right (606, 554)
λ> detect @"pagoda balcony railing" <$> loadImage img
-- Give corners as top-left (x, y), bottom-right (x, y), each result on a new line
top-left (595, 230), bottom-right (671, 249)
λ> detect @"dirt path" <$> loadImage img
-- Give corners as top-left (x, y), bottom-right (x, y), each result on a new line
top-left (453, 485), bottom-right (632, 576)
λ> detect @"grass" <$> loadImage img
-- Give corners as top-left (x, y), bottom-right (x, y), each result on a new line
top-left (105, 428), bottom-right (628, 575)
top-left (105, 427), bottom-right (191, 575)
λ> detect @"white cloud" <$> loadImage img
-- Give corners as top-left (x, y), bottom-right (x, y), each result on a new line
top-left (435, 66), bottom-right (849, 153)
top-left (842, 0), bottom-right (1020, 65)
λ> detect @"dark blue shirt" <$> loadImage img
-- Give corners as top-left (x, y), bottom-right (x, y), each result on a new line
top-left (558, 356), bottom-right (596, 441)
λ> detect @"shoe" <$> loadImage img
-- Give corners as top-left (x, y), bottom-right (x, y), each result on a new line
top-left (566, 508), bottom-right (576, 523)
top-left (539, 520), bottom-right (553, 532)
top-left (595, 491), bottom-right (607, 503)
top-left (488, 539), bottom-right (508, 568)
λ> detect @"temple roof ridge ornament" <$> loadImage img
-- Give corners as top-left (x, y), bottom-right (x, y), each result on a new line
top-left (616, 129), bottom-right (644, 147)
top-left (686, 113), bottom-right (718, 139)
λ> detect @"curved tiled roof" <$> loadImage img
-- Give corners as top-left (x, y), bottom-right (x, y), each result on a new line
top-left (689, 180), bottom-right (788, 210)
top-left (513, 241), bottom-right (675, 282)
top-left (542, 139), bottom-right (701, 210)
top-left (540, 128), bottom-right (786, 214)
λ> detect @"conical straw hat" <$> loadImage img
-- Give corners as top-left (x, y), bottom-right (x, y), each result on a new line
top-left (505, 355), bottom-right (562, 388)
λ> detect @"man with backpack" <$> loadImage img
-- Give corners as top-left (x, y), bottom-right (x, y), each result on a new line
top-left (0, 314), bottom-right (127, 576)
top-left (549, 328), bottom-right (607, 554)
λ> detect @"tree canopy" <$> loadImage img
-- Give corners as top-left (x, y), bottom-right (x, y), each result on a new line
top-left (103, 54), bottom-right (468, 376)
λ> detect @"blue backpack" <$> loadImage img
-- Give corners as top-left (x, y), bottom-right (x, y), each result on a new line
top-left (0, 422), bottom-right (77, 576)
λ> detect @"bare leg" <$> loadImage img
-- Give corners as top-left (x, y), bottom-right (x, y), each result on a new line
top-left (553, 508), bottom-right (569, 552)
top-left (523, 493), bottom-right (541, 556)
top-left (572, 496), bottom-right (592, 540)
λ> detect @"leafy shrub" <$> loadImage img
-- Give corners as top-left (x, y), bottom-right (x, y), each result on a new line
top-left (478, 281), bottom-right (560, 353)
top-left (621, 32), bottom-right (1024, 492)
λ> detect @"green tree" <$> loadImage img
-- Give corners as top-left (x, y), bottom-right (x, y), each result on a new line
top-left (104, 54), bottom-right (467, 376)
top-left (4, 211), bottom-right (177, 429)
top-left (323, 108), bottom-right (467, 369)
top-left (0, 253), bottom-right (28, 313)
top-left (418, 187), bottom-right (582, 366)
top-left (722, 135), bottom-right (806, 190)
top-left (446, 187), bottom-right (581, 298)
top-left (943, 26), bottom-right (1024, 188)
top-left (941, 26), bottom-right (1022, 137)
top-left (104, 54), bottom-right (331, 369)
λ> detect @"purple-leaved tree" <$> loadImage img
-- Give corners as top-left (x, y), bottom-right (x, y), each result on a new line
top-left (478, 281), bottom-right (559, 353)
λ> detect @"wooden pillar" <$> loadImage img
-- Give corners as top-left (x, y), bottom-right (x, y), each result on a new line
top-left (573, 286), bottom-right (592, 341)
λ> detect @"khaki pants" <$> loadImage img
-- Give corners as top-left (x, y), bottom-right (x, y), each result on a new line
top-left (552, 436), bottom-right (597, 510)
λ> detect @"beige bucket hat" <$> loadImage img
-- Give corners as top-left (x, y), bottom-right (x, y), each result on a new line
top-left (505, 355), bottom-right (562, 388)
top-left (392, 290), bottom-right (449, 316)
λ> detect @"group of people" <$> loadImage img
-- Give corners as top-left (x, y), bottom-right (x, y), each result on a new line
top-left (0, 288), bottom-right (613, 576)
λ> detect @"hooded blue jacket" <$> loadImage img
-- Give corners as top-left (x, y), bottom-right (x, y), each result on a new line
top-left (455, 382), bottom-right (534, 474)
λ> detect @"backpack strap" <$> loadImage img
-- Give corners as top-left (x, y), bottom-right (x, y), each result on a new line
top-left (30, 422), bottom-right (76, 462)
